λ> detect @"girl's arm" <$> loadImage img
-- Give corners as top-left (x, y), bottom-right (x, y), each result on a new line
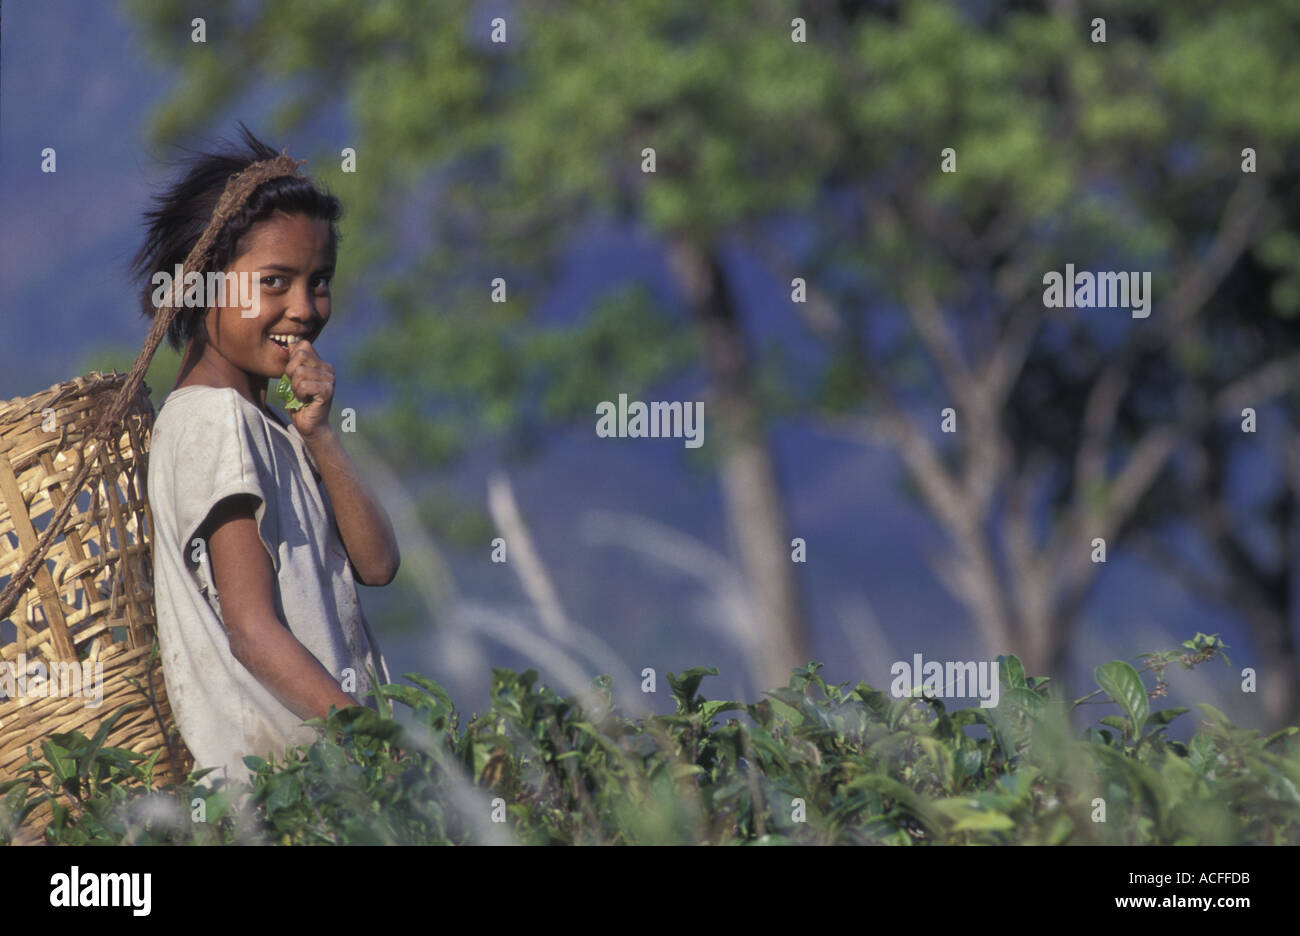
top-left (299, 425), bottom-right (401, 587)
top-left (202, 494), bottom-right (360, 721)
top-left (281, 339), bottom-right (400, 586)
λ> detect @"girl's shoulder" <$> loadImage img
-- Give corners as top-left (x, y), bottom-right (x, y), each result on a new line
top-left (154, 385), bottom-right (303, 456)
top-left (160, 383), bottom-right (242, 402)
top-left (158, 385), bottom-right (266, 421)
top-left (154, 385), bottom-right (271, 444)
top-left (148, 386), bottom-right (293, 495)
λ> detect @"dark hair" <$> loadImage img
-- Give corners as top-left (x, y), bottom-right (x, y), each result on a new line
top-left (132, 124), bottom-right (343, 352)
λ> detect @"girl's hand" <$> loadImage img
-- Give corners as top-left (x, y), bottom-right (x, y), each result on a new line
top-left (283, 339), bottom-right (334, 439)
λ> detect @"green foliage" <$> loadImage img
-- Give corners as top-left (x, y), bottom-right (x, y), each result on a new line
top-left (275, 374), bottom-right (306, 412)
top-left (344, 281), bottom-right (697, 466)
top-left (5, 637), bottom-right (1296, 846)
top-left (1093, 660), bottom-right (1148, 740)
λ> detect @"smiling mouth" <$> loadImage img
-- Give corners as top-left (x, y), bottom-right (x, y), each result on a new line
top-left (267, 333), bottom-right (307, 349)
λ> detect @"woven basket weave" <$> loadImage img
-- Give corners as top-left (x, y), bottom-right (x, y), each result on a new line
top-left (0, 370), bottom-right (193, 844)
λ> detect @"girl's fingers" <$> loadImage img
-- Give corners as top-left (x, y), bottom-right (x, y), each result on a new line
top-left (285, 350), bottom-right (334, 407)
top-left (287, 346), bottom-right (330, 374)
top-left (288, 367), bottom-right (334, 389)
top-left (286, 356), bottom-right (331, 376)
top-left (293, 368), bottom-right (325, 385)
top-left (292, 380), bottom-right (333, 403)
top-left (287, 360), bottom-right (332, 381)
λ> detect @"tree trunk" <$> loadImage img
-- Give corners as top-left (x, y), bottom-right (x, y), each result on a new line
top-left (667, 238), bottom-right (811, 689)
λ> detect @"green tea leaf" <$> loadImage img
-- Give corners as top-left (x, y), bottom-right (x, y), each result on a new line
top-left (1095, 661), bottom-right (1149, 740)
top-left (997, 654), bottom-right (1027, 690)
top-left (1005, 687), bottom-right (1046, 721)
top-left (276, 374), bottom-right (305, 411)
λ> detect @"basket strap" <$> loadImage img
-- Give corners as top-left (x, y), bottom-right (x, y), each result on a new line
top-left (0, 152), bottom-right (306, 626)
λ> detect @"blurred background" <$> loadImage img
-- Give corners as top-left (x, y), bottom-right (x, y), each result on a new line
top-left (3, 0), bottom-right (1299, 734)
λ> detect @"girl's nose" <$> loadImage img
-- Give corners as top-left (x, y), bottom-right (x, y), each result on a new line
top-left (286, 289), bottom-right (322, 324)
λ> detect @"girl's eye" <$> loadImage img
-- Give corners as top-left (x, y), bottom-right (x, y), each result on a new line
top-left (261, 274), bottom-right (287, 288)
top-left (312, 276), bottom-right (331, 291)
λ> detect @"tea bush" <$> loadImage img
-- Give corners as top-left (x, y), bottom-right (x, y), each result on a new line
top-left (3, 634), bottom-right (1298, 845)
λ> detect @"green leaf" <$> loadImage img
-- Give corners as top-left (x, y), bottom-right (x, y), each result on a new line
top-left (265, 774), bottom-right (301, 815)
top-left (699, 700), bottom-right (741, 721)
top-left (41, 741), bottom-right (76, 784)
top-left (276, 374), bottom-right (305, 412)
top-left (995, 766), bottom-right (1038, 805)
top-left (403, 673), bottom-right (455, 712)
top-left (764, 695), bottom-right (804, 727)
top-left (916, 736), bottom-right (955, 793)
top-left (932, 797), bottom-right (1016, 832)
top-left (376, 684), bottom-right (436, 712)
top-left (1143, 707), bottom-right (1189, 732)
top-left (79, 702), bottom-right (144, 783)
top-left (1094, 661), bottom-right (1149, 740)
top-left (667, 666), bottom-right (719, 714)
top-left (847, 774), bottom-right (942, 834)
top-left (997, 654), bottom-right (1027, 690)
top-left (1004, 687), bottom-right (1046, 721)
top-left (671, 763), bottom-right (707, 780)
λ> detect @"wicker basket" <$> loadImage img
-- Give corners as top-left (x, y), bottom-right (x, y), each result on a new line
top-left (0, 371), bottom-right (193, 844)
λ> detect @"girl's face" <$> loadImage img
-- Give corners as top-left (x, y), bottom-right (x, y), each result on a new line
top-left (194, 211), bottom-right (333, 395)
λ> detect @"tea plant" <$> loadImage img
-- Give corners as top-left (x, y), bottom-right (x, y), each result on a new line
top-left (3, 634), bottom-right (1297, 845)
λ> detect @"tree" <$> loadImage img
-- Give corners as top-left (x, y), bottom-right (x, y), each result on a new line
top-left (787, 0), bottom-right (1300, 722)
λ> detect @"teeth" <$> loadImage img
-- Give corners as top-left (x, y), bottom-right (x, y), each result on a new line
top-left (269, 334), bottom-right (301, 347)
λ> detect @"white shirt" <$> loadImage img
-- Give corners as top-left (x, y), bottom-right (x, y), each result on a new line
top-left (147, 385), bottom-right (390, 788)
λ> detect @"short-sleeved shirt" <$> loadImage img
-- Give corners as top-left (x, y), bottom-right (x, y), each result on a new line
top-left (146, 384), bottom-right (391, 788)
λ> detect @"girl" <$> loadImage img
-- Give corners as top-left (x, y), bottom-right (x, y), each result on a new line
top-left (136, 127), bottom-right (399, 789)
